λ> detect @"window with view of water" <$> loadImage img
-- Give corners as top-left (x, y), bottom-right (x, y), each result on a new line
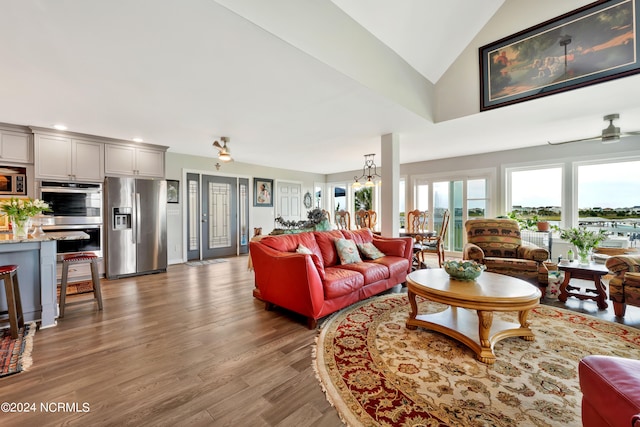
top-left (577, 160), bottom-right (640, 242)
top-left (508, 167), bottom-right (562, 226)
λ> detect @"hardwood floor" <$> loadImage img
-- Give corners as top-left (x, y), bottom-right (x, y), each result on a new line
top-left (2, 255), bottom-right (638, 426)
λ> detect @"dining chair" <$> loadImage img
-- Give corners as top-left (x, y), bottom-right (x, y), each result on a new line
top-left (406, 209), bottom-right (429, 269)
top-left (366, 210), bottom-right (378, 229)
top-left (417, 209), bottom-right (450, 268)
top-left (406, 209), bottom-right (428, 234)
top-left (322, 209), bottom-right (331, 224)
top-left (335, 210), bottom-right (351, 230)
top-left (355, 209), bottom-right (377, 229)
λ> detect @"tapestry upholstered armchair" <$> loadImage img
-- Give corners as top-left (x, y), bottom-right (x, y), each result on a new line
top-left (463, 218), bottom-right (552, 288)
top-left (605, 254), bottom-right (640, 317)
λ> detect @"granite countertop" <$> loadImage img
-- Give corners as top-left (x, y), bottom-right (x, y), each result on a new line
top-left (0, 231), bottom-right (90, 244)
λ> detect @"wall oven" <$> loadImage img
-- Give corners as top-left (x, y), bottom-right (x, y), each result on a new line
top-left (37, 181), bottom-right (103, 260)
top-left (38, 181), bottom-right (102, 225)
top-left (44, 224), bottom-right (103, 261)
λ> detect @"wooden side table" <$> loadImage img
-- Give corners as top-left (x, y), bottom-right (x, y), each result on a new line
top-left (557, 261), bottom-right (609, 309)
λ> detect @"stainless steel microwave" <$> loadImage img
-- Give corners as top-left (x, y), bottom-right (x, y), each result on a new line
top-left (0, 173), bottom-right (26, 195)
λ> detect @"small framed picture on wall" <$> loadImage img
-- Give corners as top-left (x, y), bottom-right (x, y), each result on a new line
top-left (167, 180), bottom-right (179, 203)
top-left (254, 178), bottom-right (273, 207)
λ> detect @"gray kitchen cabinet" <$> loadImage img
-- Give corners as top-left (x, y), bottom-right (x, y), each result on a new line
top-left (34, 134), bottom-right (104, 182)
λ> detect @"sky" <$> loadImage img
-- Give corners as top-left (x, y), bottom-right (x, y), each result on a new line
top-left (511, 161), bottom-right (640, 209)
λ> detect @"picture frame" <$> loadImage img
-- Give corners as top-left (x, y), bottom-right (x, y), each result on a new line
top-left (167, 179), bottom-right (179, 203)
top-left (254, 178), bottom-right (273, 207)
top-left (480, 0), bottom-right (640, 111)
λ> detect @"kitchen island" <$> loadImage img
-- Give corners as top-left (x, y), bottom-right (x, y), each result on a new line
top-left (0, 231), bottom-right (89, 328)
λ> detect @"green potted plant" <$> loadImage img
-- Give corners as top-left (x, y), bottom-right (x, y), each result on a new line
top-left (507, 211), bottom-right (538, 231)
top-left (559, 226), bottom-right (608, 264)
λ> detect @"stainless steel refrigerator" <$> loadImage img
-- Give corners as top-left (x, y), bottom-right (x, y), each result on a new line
top-left (104, 177), bottom-right (167, 279)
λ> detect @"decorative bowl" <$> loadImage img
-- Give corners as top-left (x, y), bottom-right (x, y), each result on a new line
top-left (443, 260), bottom-right (485, 281)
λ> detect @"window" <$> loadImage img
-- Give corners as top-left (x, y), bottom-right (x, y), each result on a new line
top-left (468, 179), bottom-right (487, 219)
top-left (577, 160), bottom-right (640, 237)
top-left (353, 187), bottom-right (372, 211)
top-left (507, 166), bottom-right (562, 227)
top-left (399, 178), bottom-right (406, 229)
top-left (412, 172), bottom-right (492, 252)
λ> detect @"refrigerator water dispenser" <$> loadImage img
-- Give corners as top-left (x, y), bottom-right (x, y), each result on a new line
top-left (113, 207), bottom-right (132, 230)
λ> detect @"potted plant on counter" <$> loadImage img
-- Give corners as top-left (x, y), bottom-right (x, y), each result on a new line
top-left (0, 197), bottom-right (51, 239)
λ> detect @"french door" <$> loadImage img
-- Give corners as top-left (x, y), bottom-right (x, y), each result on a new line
top-left (186, 173), bottom-right (249, 260)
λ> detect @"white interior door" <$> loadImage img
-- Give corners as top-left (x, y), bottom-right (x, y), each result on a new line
top-left (277, 182), bottom-right (302, 221)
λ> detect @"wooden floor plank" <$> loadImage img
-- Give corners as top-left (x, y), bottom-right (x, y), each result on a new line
top-left (1, 255), bottom-right (637, 426)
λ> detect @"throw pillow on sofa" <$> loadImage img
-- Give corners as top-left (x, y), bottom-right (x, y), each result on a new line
top-left (357, 242), bottom-right (385, 260)
top-left (334, 238), bottom-right (362, 265)
top-left (296, 244), bottom-right (313, 254)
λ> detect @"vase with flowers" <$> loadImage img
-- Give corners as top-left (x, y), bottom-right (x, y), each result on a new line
top-left (559, 226), bottom-right (608, 264)
top-left (0, 197), bottom-right (51, 239)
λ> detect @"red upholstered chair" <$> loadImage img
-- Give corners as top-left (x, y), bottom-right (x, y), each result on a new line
top-left (463, 218), bottom-right (551, 287)
top-left (579, 355), bottom-right (640, 427)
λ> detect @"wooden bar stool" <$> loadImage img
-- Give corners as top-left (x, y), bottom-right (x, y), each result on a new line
top-left (59, 253), bottom-right (103, 318)
top-left (0, 265), bottom-right (24, 339)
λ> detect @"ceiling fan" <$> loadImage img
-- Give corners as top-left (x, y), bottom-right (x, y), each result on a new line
top-left (212, 136), bottom-right (233, 162)
top-left (548, 114), bottom-right (640, 146)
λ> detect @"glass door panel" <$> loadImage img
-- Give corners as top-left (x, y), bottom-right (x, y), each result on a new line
top-left (186, 173), bottom-right (200, 261)
top-left (202, 175), bottom-right (237, 259)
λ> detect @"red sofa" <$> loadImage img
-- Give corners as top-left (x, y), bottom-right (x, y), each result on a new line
top-left (579, 355), bottom-right (640, 427)
top-left (250, 228), bottom-right (412, 328)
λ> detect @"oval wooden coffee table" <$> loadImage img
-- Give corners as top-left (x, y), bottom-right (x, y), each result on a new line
top-left (406, 269), bottom-right (541, 364)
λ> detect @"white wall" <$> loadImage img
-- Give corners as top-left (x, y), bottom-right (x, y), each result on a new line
top-left (436, 0), bottom-right (592, 122)
top-left (165, 152), bottom-right (324, 264)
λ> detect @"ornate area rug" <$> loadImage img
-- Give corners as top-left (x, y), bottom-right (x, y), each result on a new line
top-left (0, 322), bottom-right (36, 378)
top-left (57, 280), bottom-right (95, 297)
top-left (314, 294), bottom-right (640, 427)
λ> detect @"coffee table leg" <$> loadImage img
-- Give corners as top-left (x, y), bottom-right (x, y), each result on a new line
top-left (406, 289), bottom-right (418, 330)
top-left (558, 270), bottom-right (571, 302)
top-left (594, 276), bottom-right (609, 310)
top-left (477, 310), bottom-right (496, 364)
top-left (518, 309), bottom-right (535, 341)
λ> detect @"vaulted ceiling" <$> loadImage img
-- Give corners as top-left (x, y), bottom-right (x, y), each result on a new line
top-left (1, 0), bottom-right (639, 174)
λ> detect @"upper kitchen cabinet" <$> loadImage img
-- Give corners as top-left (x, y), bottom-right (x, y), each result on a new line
top-left (34, 134), bottom-right (104, 182)
top-left (0, 129), bottom-right (32, 164)
top-left (105, 143), bottom-right (165, 178)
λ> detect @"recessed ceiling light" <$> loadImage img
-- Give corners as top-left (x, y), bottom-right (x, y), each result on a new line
top-left (53, 124), bottom-right (67, 130)
top-left (132, 137), bottom-right (144, 143)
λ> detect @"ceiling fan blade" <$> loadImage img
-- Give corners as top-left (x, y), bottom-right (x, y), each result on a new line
top-left (621, 130), bottom-right (640, 137)
top-left (213, 140), bottom-right (223, 150)
top-left (547, 135), bottom-right (601, 146)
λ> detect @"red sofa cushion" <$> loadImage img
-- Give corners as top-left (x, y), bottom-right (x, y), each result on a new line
top-left (323, 266), bottom-right (365, 299)
top-left (340, 228), bottom-right (374, 244)
top-left (372, 238), bottom-right (407, 258)
top-left (258, 232), bottom-right (326, 279)
top-left (314, 230), bottom-right (345, 267)
top-left (337, 262), bottom-right (389, 283)
top-left (579, 355), bottom-right (640, 427)
top-left (367, 256), bottom-right (410, 278)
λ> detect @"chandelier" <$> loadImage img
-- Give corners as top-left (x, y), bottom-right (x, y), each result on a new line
top-left (353, 154), bottom-right (381, 189)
